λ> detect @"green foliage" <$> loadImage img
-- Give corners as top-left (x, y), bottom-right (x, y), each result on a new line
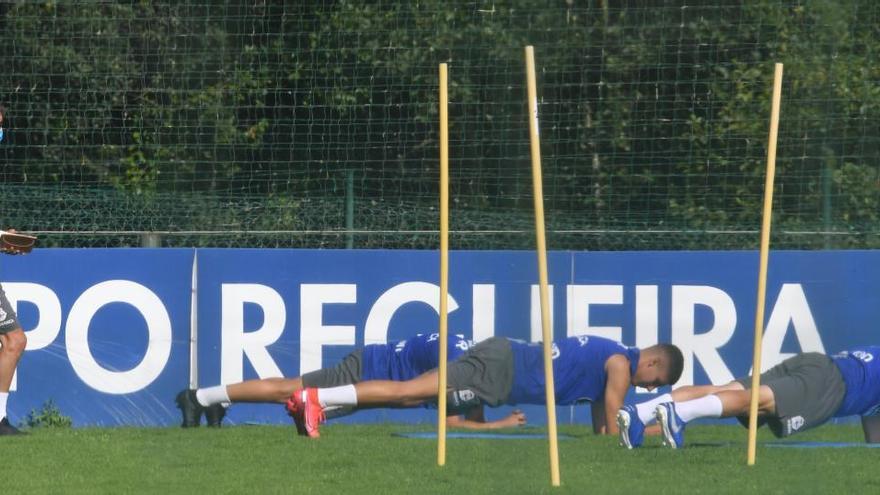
top-left (24, 399), bottom-right (73, 429)
top-left (0, 1), bottom-right (878, 249)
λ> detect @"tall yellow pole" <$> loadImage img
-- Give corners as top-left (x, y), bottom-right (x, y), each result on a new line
top-left (437, 62), bottom-right (450, 467)
top-left (525, 45), bottom-right (561, 487)
top-left (747, 62), bottom-right (783, 466)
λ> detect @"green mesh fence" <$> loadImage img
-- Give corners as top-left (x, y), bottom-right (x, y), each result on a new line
top-left (1, 1), bottom-right (878, 249)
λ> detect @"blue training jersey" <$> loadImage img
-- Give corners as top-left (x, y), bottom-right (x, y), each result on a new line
top-left (832, 346), bottom-right (880, 417)
top-left (361, 333), bottom-right (474, 382)
top-left (507, 335), bottom-right (640, 406)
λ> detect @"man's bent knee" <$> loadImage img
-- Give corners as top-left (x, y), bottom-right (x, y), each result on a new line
top-left (757, 385), bottom-right (776, 413)
top-left (0, 328), bottom-right (26, 355)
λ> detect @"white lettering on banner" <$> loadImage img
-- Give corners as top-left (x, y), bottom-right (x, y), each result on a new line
top-left (567, 285), bottom-right (623, 341)
top-left (221, 284), bottom-right (285, 384)
top-left (364, 281), bottom-right (459, 346)
top-left (2, 276), bottom-right (826, 398)
top-left (756, 283), bottom-right (825, 373)
top-left (635, 285), bottom-right (659, 349)
top-left (530, 284), bottom-right (554, 342)
top-left (671, 285), bottom-right (737, 387)
top-left (5, 283), bottom-right (62, 391)
top-left (66, 281), bottom-right (171, 394)
top-left (634, 285), bottom-right (659, 394)
top-left (299, 284), bottom-right (356, 374)
top-left (472, 284), bottom-right (495, 343)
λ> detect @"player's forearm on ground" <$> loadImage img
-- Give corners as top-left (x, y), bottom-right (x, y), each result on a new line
top-left (448, 409), bottom-right (525, 430)
top-left (446, 417), bottom-right (512, 430)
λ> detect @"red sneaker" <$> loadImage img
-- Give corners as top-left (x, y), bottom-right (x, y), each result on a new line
top-left (285, 391), bottom-right (307, 436)
top-left (286, 388), bottom-right (325, 438)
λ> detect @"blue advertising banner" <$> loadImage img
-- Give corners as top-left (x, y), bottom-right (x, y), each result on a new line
top-left (2, 249), bottom-right (193, 426)
top-left (195, 249), bottom-right (880, 427)
top-left (195, 249), bottom-right (575, 425)
top-left (2, 248), bottom-right (879, 427)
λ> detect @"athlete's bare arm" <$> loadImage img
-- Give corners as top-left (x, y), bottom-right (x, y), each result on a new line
top-left (601, 354), bottom-right (632, 435)
top-left (447, 407), bottom-right (526, 430)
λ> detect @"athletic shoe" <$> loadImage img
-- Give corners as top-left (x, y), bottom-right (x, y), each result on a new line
top-left (205, 404), bottom-right (227, 427)
top-left (285, 389), bottom-right (307, 436)
top-left (286, 388), bottom-right (325, 438)
top-left (0, 417), bottom-right (25, 435)
top-left (616, 405), bottom-right (645, 449)
top-left (300, 388), bottom-right (326, 438)
top-left (285, 391), bottom-right (307, 436)
top-left (175, 389), bottom-right (203, 428)
top-left (655, 402), bottom-right (686, 449)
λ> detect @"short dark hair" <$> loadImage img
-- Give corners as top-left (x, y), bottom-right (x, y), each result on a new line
top-left (643, 344), bottom-right (684, 385)
top-left (655, 343), bottom-right (684, 385)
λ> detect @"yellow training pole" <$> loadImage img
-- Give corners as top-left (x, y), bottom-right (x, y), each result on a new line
top-left (437, 62), bottom-right (450, 467)
top-left (747, 62), bottom-right (783, 466)
top-left (525, 45), bottom-right (561, 488)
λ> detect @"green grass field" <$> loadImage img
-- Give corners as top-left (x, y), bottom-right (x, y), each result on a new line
top-left (2, 423), bottom-right (877, 494)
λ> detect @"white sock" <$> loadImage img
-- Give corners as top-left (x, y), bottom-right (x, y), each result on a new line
top-left (635, 393), bottom-right (672, 424)
top-left (675, 395), bottom-right (723, 423)
top-left (317, 385), bottom-right (358, 408)
top-left (196, 385), bottom-right (230, 407)
top-left (0, 392), bottom-right (7, 421)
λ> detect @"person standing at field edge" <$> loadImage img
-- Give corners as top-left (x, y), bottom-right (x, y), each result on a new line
top-left (0, 106), bottom-right (29, 435)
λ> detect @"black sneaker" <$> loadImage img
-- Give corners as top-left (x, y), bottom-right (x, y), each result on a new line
top-left (175, 389), bottom-right (203, 428)
top-left (0, 417), bottom-right (25, 435)
top-left (205, 404), bottom-right (227, 427)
